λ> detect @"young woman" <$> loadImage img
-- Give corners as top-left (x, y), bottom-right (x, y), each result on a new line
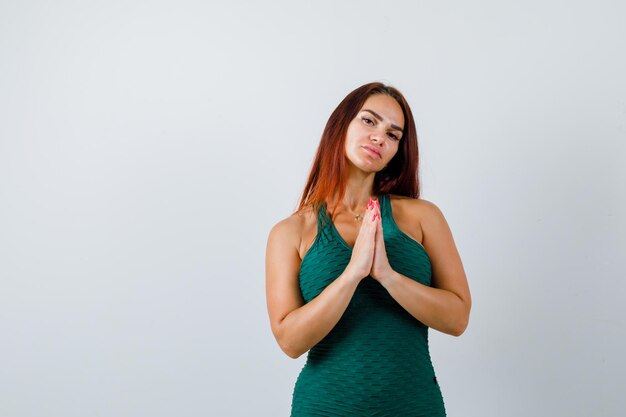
top-left (265, 82), bottom-right (471, 416)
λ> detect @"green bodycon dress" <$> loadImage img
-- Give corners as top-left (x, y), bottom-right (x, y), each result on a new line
top-left (291, 194), bottom-right (447, 417)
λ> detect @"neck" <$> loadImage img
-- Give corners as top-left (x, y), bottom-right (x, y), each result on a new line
top-left (330, 166), bottom-right (378, 214)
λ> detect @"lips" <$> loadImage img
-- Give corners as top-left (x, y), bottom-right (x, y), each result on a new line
top-left (362, 145), bottom-right (382, 159)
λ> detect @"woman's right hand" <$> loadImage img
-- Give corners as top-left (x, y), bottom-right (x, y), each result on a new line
top-left (345, 198), bottom-right (380, 283)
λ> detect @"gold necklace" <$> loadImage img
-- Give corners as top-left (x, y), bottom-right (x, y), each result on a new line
top-left (347, 197), bottom-right (378, 221)
top-left (331, 197), bottom-right (378, 221)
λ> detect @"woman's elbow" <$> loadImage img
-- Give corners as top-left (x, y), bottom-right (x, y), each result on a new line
top-left (284, 348), bottom-right (304, 359)
top-left (453, 309), bottom-right (470, 336)
top-left (452, 322), bottom-right (467, 337)
top-left (275, 327), bottom-right (305, 359)
top-left (279, 340), bottom-right (304, 359)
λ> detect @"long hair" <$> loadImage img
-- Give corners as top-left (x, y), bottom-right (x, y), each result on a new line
top-left (295, 82), bottom-right (421, 217)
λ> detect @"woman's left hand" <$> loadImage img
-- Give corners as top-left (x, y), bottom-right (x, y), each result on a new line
top-left (369, 200), bottom-right (395, 283)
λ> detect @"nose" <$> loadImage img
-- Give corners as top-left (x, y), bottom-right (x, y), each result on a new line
top-left (370, 128), bottom-right (387, 145)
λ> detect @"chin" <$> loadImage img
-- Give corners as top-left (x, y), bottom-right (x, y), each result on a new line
top-left (357, 162), bottom-right (384, 173)
top-left (346, 153), bottom-right (384, 173)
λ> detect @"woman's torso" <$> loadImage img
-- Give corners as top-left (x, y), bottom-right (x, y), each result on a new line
top-left (290, 193), bottom-right (447, 417)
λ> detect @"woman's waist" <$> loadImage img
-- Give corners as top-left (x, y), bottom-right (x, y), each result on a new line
top-left (295, 353), bottom-right (440, 396)
top-left (306, 328), bottom-right (433, 369)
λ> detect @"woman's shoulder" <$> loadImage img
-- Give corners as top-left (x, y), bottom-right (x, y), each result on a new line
top-left (388, 193), bottom-right (440, 211)
top-left (388, 194), bottom-right (443, 228)
top-left (268, 206), bottom-right (317, 249)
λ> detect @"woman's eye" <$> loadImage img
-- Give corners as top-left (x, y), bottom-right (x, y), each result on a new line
top-left (362, 116), bottom-right (400, 140)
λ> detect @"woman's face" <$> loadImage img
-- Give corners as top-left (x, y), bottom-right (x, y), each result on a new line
top-left (344, 94), bottom-right (405, 173)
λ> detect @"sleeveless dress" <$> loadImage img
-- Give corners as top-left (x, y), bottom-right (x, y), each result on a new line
top-left (291, 194), bottom-right (447, 417)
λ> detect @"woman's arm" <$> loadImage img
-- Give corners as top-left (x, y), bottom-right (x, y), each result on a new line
top-left (378, 200), bottom-right (472, 336)
top-left (265, 217), bottom-right (361, 359)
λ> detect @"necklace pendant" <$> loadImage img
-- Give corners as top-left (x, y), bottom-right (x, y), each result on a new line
top-left (354, 214), bottom-right (362, 221)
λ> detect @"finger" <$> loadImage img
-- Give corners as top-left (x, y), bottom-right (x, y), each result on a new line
top-left (371, 200), bottom-right (380, 218)
top-left (366, 201), bottom-right (376, 221)
top-left (368, 200), bottom-right (378, 218)
top-left (358, 203), bottom-right (376, 237)
top-left (366, 209), bottom-right (378, 238)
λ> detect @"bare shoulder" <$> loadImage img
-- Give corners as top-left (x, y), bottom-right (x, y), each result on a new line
top-left (392, 195), bottom-right (460, 273)
top-left (267, 211), bottom-right (303, 249)
top-left (412, 198), bottom-right (448, 232)
top-left (267, 206), bottom-right (317, 260)
top-left (389, 193), bottom-right (438, 208)
top-left (390, 194), bottom-right (443, 221)
top-left (388, 194), bottom-right (440, 244)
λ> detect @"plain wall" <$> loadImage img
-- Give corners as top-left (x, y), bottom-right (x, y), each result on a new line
top-left (1, 0), bottom-right (625, 416)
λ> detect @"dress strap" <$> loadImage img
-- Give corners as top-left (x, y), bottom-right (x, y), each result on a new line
top-left (380, 194), bottom-right (391, 221)
top-left (379, 193), bottom-right (396, 233)
top-left (316, 201), bottom-right (331, 235)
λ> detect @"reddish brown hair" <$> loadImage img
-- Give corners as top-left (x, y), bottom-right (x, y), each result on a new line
top-left (295, 82), bottom-right (421, 216)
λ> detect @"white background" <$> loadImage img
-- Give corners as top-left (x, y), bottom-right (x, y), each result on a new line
top-left (1, 1), bottom-right (625, 416)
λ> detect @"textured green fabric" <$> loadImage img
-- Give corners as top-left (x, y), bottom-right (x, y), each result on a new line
top-left (291, 194), bottom-right (446, 417)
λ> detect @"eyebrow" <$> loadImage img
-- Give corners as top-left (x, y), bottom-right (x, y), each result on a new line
top-left (361, 109), bottom-right (404, 132)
